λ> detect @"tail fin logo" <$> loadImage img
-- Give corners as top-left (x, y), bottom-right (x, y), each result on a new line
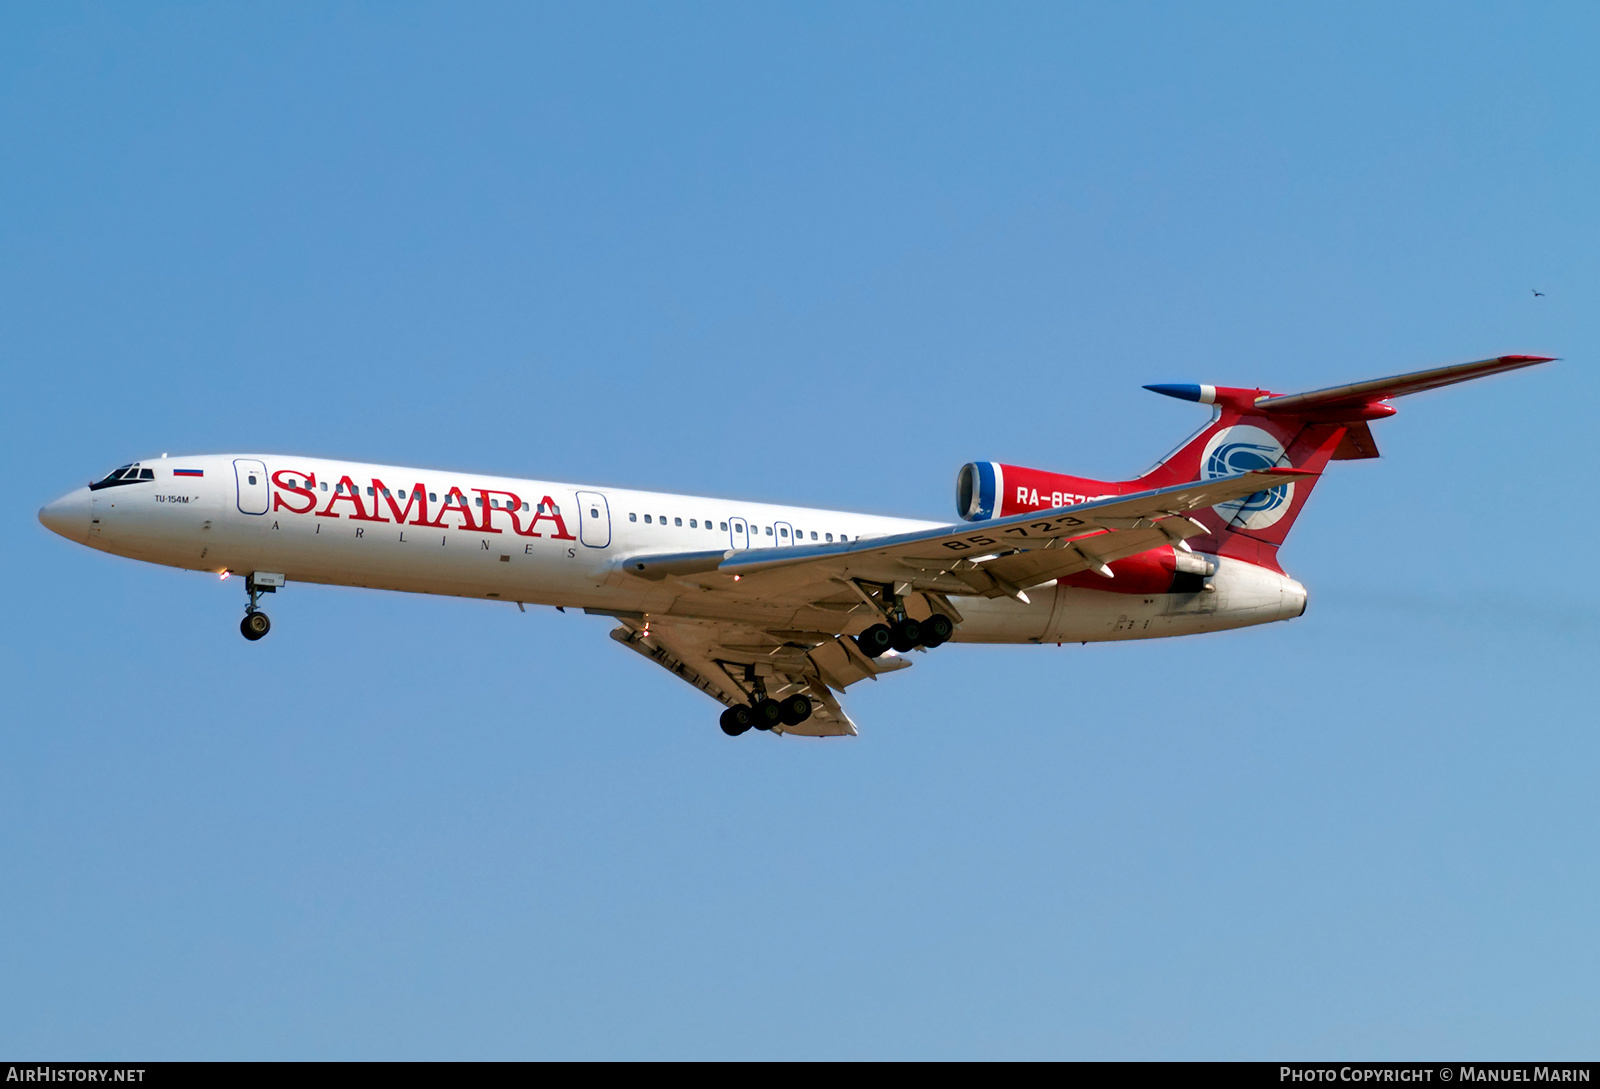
top-left (1201, 425), bottom-right (1294, 530)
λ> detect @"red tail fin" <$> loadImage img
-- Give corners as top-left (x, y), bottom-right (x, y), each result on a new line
top-left (1127, 385), bottom-right (1353, 571)
top-left (955, 355), bottom-right (1556, 574)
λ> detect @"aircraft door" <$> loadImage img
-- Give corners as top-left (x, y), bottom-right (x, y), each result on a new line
top-left (774, 521), bottom-right (795, 546)
top-left (728, 517), bottom-right (749, 550)
top-left (234, 459), bottom-right (269, 515)
top-left (574, 490), bottom-right (611, 548)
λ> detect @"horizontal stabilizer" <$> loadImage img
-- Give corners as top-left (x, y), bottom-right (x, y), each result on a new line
top-left (1253, 355), bottom-right (1555, 415)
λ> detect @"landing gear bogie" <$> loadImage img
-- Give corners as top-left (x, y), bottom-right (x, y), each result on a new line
top-left (719, 693), bottom-right (813, 736)
top-left (240, 612), bottom-right (271, 641)
top-left (856, 613), bottom-right (956, 658)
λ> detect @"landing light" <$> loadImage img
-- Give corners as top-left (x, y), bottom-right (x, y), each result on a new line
top-left (219, 571), bottom-right (230, 580)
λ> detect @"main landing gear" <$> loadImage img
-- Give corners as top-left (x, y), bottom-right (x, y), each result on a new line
top-left (855, 607), bottom-right (955, 659)
top-left (238, 572), bottom-right (283, 642)
top-left (719, 693), bottom-right (812, 736)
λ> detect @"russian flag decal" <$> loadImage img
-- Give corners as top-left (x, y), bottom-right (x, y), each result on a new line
top-left (173, 469), bottom-right (204, 477)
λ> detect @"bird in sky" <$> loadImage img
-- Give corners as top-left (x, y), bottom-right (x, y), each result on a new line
top-left (1533, 289), bottom-right (1545, 297)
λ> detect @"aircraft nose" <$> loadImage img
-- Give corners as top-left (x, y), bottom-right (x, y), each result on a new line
top-left (39, 488), bottom-right (91, 542)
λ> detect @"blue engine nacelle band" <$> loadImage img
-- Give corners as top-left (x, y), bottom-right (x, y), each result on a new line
top-left (955, 461), bottom-right (1001, 521)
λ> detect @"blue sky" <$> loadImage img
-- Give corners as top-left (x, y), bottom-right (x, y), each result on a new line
top-left (3, 2), bottom-right (1597, 1059)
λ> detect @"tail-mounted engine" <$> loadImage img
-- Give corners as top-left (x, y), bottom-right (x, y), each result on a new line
top-left (956, 462), bottom-right (1126, 523)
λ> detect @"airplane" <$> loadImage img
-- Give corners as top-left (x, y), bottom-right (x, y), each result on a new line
top-left (37, 353), bottom-right (1554, 738)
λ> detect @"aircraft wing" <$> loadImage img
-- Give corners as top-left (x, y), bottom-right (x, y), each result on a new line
top-left (623, 467), bottom-right (1310, 603)
top-left (624, 466), bottom-right (1312, 598)
top-left (607, 615), bottom-right (915, 737)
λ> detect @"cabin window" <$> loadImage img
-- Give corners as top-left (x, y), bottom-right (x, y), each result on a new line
top-left (629, 513), bottom-right (637, 522)
top-left (810, 531), bottom-right (818, 540)
top-left (720, 522), bottom-right (727, 531)
top-left (825, 533), bottom-right (833, 542)
top-left (383, 488), bottom-right (392, 498)
top-left (590, 507), bottom-right (600, 518)
top-left (658, 514), bottom-right (666, 524)
top-left (779, 527), bottom-right (788, 538)
top-left (644, 515), bottom-right (652, 524)
top-left (248, 475), bottom-right (258, 485)
top-left (765, 526), bottom-right (773, 536)
top-left (689, 519), bottom-right (697, 528)
top-left (674, 517), bottom-right (682, 527)
top-left (428, 492), bottom-right (436, 502)
top-left (475, 497), bottom-right (483, 507)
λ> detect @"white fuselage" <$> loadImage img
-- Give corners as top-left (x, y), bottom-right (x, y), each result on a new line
top-left (40, 454), bottom-right (1308, 643)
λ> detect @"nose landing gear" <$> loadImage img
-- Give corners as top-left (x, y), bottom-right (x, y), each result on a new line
top-left (238, 572), bottom-right (284, 642)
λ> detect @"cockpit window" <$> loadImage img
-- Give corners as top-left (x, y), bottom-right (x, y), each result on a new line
top-left (90, 464), bottom-right (152, 491)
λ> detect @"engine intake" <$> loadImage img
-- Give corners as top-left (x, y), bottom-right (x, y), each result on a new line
top-left (955, 462), bottom-right (1001, 521)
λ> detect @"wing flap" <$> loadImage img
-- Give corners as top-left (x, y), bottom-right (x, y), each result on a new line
top-left (609, 619), bottom-right (860, 736)
top-left (808, 634), bottom-right (912, 689)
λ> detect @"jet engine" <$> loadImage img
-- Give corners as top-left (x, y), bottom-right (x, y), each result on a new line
top-left (955, 461), bottom-right (1127, 522)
